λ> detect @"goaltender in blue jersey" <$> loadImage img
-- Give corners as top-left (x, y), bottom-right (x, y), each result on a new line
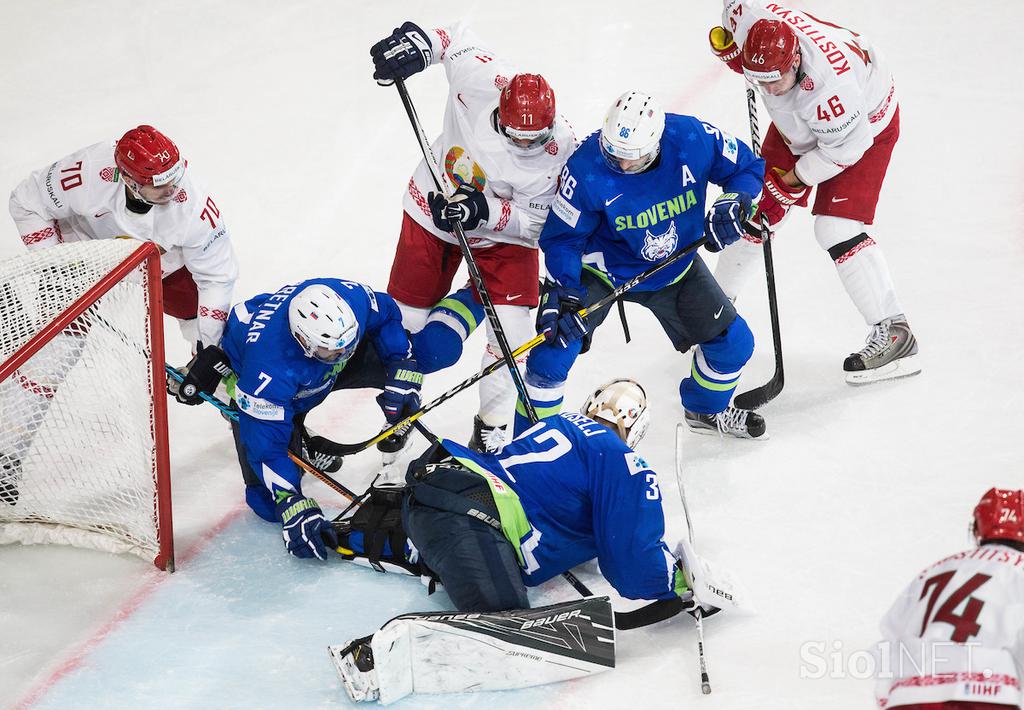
top-left (517, 90), bottom-right (770, 441)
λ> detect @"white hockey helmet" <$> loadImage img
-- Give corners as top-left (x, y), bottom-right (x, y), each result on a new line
top-left (288, 284), bottom-right (359, 364)
top-left (600, 91), bottom-right (666, 174)
top-left (581, 378), bottom-right (650, 449)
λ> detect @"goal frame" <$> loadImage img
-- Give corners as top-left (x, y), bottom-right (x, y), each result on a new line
top-left (0, 241), bottom-right (174, 570)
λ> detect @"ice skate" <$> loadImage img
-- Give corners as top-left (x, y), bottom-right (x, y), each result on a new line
top-left (0, 452), bottom-right (21, 506)
top-left (684, 406), bottom-right (767, 440)
top-left (301, 429), bottom-right (343, 474)
top-left (468, 415), bottom-right (507, 454)
top-left (329, 636), bottom-right (379, 703)
top-left (843, 315), bottom-right (921, 386)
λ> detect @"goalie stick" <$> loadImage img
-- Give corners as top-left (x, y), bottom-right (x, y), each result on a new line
top-left (308, 235), bottom-right (708, 457)
top-left (732, 85), bottom-right (784, 411)
top-left (394, 78), bottom-right (538, 425)
top-left (165, 365), bottom-right (361, 502)
top-left (676, 422), bottom-right (712, 695)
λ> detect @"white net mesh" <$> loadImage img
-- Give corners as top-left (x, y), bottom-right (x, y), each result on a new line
top-left (0, 240), bottom-right (168, 565)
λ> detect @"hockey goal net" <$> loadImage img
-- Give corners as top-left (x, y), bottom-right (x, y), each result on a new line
top-left (0, 239), bottom-right (173, 570)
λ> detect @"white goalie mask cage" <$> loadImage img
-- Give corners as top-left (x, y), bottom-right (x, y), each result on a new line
top-left (581, 378), bottom-right (650, 449)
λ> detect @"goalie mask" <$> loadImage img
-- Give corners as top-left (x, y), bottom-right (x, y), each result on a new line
top-left (288, 284), bottom-right (359, 364)
top-left (581, 378), bottom-right (650, 449)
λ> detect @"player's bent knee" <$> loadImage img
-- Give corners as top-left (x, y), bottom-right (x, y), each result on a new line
top-left (814, 215), bottom-right (865, 252)
top-left (411, 322), bottom-right (465, 374)
top-left (703, 314), bottom-right (754, 373)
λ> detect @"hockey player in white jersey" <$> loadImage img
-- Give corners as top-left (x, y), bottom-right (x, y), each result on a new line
top-left (875, 488), bottom-right (1024, 710)
top-left (3, 126), bottom-right (239, 505)
top-left (709, 1), bottom-right (920, 385)
top-left (369, 20), bottom-right (576, 452)
top-left (9, 125), bottom-right (239, 351)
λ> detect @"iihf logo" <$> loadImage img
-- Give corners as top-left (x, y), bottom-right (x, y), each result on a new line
top-left (640, 221), bottom-right (678, 262)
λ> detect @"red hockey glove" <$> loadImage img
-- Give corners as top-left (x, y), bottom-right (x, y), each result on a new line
top-left (753, 168), bottom-right (811, 228)
top-left (709, 27), bottom-right (743, 74)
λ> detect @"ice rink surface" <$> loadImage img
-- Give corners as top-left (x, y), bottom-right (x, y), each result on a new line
top-left (1, 1), bottom-right (1022, 708)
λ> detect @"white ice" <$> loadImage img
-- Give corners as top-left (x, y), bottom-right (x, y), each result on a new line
top-left (1, 1), bottom-right (1022, 708)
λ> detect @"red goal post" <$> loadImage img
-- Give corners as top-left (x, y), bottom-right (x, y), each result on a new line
top-left (0, 239), bottom-right (173, 570)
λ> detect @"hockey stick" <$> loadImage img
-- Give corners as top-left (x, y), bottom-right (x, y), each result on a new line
top-left (309, 236), bottom-right (707, 457)
top-left (732, 86), bottom-right (785, 411)
top-left (675, 422), bottom-right (712, 695)
top-left (393, 78), bottom-right (539, 424)
top-left (164, 365), bottom-right (361, 502)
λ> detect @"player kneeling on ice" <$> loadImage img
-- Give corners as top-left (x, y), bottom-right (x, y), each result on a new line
top-left (172, 278), bottom-right (424, 560)
top-left (709, 1), bottom-right (919, 384)
top-left (327, 379), bottom-right (741, 704)
top-left (517, 90), bottom-right (768, 440)
top-left (875, 488), bottom-right (1024, 710)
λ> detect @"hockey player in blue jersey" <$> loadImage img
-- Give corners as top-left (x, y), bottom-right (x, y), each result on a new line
top-left (330, 379), bottom-right (737, 703)
top-left (519, 90), bottom-right (769, 439)
top-left (173, 278), bottom-right (424, 561)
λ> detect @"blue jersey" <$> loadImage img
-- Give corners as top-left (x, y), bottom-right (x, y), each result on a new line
top-left (442, 413), bottom-right (681, 602)
top-left (542, 113), bottom-right (764, 292)
top-left (221, 278), bottom-right (410, 497)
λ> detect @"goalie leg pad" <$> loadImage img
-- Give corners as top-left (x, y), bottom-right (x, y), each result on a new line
top-left (329, 597), bottom-right (616, 705)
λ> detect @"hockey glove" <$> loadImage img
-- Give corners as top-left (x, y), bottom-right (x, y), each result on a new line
top-left (428, 185), bottom-right (489, 232)
top-left (169, 343), bottom-right (233, 405)
top-left (753, 168), bottom-right (811, 228)
top-left (709, 26), bottom-right (743, 74)
top-left (538, 284), bottom-right (588, 348)
top-left (276, 493), bottom-right (339, 561)
top-left (376, 359), bottom-right (424, 424)
top-left (370, 21), bottom-right (433, 85)
top-left (704, 191), bottom-right (754, 252)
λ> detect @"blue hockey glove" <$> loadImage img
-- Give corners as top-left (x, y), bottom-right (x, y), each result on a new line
top-left (428, 185), bottom-right (489, 232)
top-left (538, 284), bottom-right (588, 348)
top-left (370, 21), bottom-right (433, 85)
top-left (276, 493), bottom-right (339, 561)
top-left (703, 191), bottom-right (753, 253)
top-left (376, 359), bottom-right (424, 424)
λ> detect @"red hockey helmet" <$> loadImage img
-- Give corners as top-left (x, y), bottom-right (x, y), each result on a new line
top-left (115, 125), bottom-right (185, 187)
top-left (497, 74), bottom-right (556, 150)
top-left (742, 19), bottom-right (800, 83)
top-left (973, 488), bottom-right (1024, 544)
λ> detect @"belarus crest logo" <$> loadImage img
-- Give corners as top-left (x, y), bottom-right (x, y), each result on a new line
top-left (640, 221), bottom-right (678, 262)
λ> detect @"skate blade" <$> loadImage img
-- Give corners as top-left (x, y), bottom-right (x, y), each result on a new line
top-left (845, 354), bottom-right (922, 386)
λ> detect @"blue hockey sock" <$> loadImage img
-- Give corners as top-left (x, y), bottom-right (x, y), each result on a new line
top-left (513, 375), bottom-right (566, 436)
top-left (679, 315), bottom-right (754, 414)
top-left (411, 288), bottom-right (484, 373)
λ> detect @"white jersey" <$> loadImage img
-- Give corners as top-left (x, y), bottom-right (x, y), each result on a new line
top-left (9, 141), bottom-right (239, 347)
top-left (401, 22), bottom-right (577, 250)
top-left (722, 1), bottom-right (898, 186)
top-left (875, 544), bottom-right (1024, 709)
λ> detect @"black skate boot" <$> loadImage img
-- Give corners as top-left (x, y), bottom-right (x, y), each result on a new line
top-left (684, 406), bottom-right (767, 440)
top-left (301, 435), bottom-right (343, 474)
top-left (843, 315), bottom-right (921, 385)
top-left (468, 415), bottom-right (508, 454)
top-left (0, 452), bottom-right (22, 505)
top-left (376, 422), bottom-right (412, 456)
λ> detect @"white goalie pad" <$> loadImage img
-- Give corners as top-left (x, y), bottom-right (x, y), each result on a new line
top-left (329, 597), bottom-right (616, 705)
top-left (675, 539), bottom-right (753, 614)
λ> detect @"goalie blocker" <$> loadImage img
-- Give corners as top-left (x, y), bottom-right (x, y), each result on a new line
top-left (329, 596), bottom-right (615, 705)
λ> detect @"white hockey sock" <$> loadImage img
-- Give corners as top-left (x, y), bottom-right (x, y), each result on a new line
top-left (831, 239), bottom-right (903, 326)
top-left (712, 233), bottom-right (764, 302)
top-left (395, 301), bottom-right (430, 334)
top-left (478, 306), bottom-right (532, 427)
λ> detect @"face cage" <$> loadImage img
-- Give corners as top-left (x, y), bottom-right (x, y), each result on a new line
top-left (600, 140), bottom-right (659, 175)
